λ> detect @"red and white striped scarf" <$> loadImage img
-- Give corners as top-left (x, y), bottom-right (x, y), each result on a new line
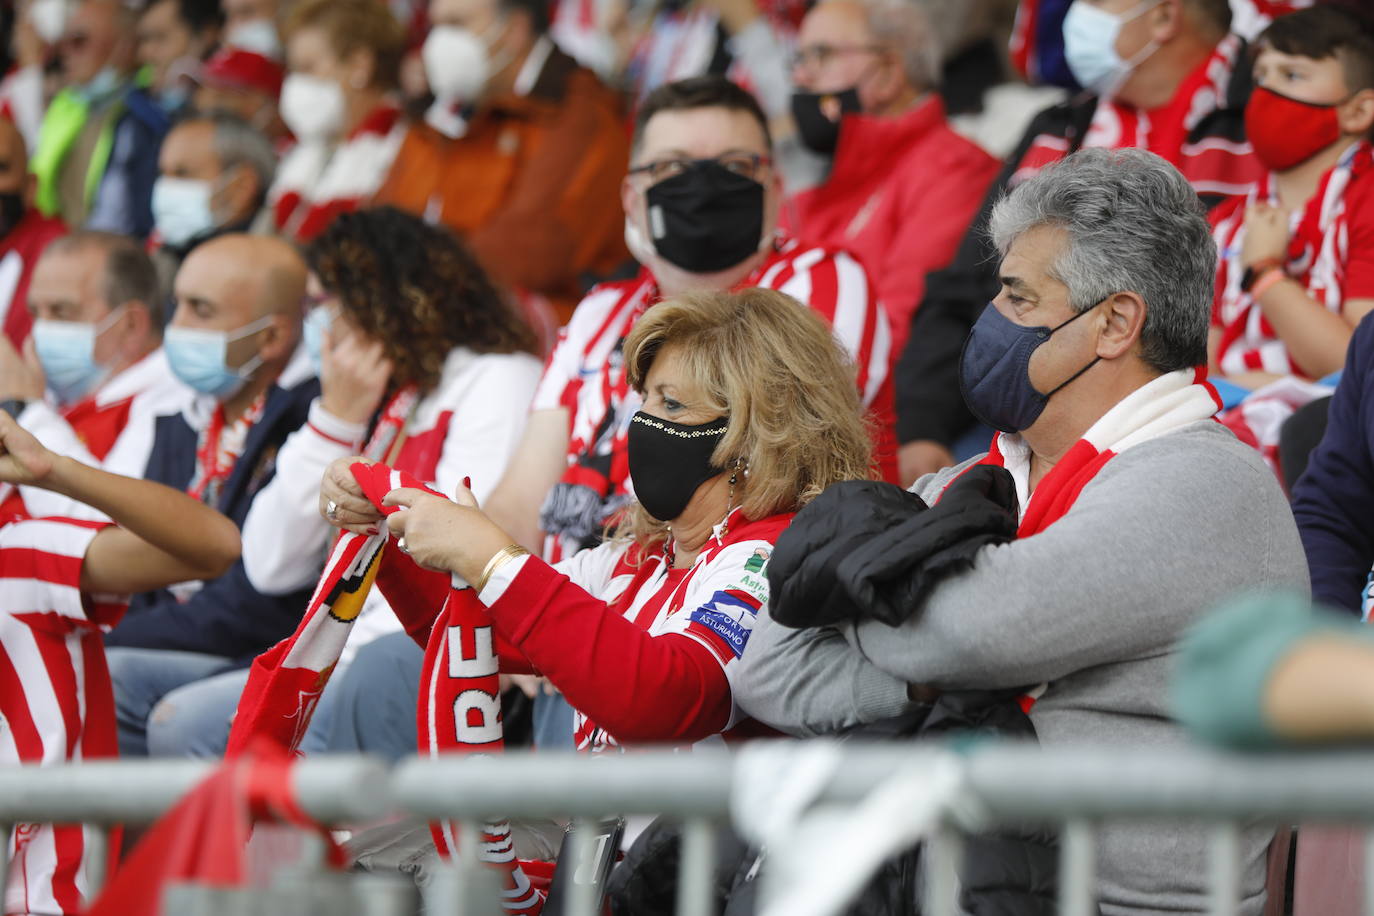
top-left (943, 369), bottom-right (1221, 712)
top-left (1213, 140), bottom-right (1374, 377)
top-left (968, 369), bottom-right (1222, 541)
top-left (1011, 34), bottom-right (1258, 199)
top-left (228, 462), bottom-right (542, 914)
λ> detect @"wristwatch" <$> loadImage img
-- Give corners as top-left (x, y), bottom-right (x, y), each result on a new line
top-left (0, 398), bottom-right (30, 418)
top-left (1240, 258), bottom-right (1284, 294)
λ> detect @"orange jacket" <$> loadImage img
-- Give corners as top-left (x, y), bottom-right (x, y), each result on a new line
top-left (375, 47), bottom-right (630, 320)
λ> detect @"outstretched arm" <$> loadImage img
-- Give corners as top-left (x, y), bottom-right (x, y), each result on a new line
top-left (0, 410), bottom-right (241, 594)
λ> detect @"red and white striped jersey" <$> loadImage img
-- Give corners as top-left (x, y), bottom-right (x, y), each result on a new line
top-left (482, 508), bottom-right (790, 754)
top-left (533, 233), bottom-right (895, 561)
top-left (1211, 141), bottom-right (1374, 378)
top-left (0, 516), bottom-right (125, 916)
top-left (1010, 35), bottom-right (1262, 200)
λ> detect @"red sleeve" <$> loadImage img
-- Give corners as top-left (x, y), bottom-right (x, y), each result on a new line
top-left (485, 557), bottom-right (732, 745)
top-left (374, 546), bottom-right (533, 671)
top-left (1345, 178), bottom-right (1374, 302)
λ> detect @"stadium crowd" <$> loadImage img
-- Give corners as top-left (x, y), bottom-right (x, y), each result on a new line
top-left (0, 0), bottom-right (1372, 912)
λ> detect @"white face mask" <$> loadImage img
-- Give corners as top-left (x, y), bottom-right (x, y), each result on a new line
top-left (423, 26), bottom-right (493, 104)
top-left (279, 72), bottom-right (346, 142)
top-left (28, 0), bottom-right (70, 46)
top-left (227, 18), bottom-right (283, 60)
top-left (1063, 0), bottom-right (1161, 98)
top-left (152, 176), bottom-right (217, 247)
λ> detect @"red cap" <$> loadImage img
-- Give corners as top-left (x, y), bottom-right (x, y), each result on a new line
top-left (198, 47), bottom-right (285, 99)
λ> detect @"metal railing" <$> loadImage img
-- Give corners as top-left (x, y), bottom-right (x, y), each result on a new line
top-left (2, 743), bottom-right (1373, 915)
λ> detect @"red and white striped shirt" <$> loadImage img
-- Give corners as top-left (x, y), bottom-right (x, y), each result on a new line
top-left (1211, 141), bottom-right (1374, 377)
top-left (0, 516), bottom-right (126, 916)
top-left (478, 508), bottom-right (791, 754)
top-left (533, 233), bottom-right (896, 561)
top-left (1010, 34), bottom-right (1262, 199)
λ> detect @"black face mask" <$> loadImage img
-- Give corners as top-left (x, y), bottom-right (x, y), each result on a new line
top-left (0, 192), bottom-right (26, 238)
top-left (645, 160), bottom-right (764, 274)
top-left (790, 88), bottom-right (861, 155)
top-left (627, 410), bottom-right (729, 522)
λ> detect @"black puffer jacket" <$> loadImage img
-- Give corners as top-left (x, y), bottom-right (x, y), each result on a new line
top-left (768, 466), bottom-right (1019, 629)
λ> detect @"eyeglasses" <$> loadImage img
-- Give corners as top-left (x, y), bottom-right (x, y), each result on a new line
top-left (791, 43), bottom-right (885, 73)
top-left (627, 153), bottom-right (771, 184)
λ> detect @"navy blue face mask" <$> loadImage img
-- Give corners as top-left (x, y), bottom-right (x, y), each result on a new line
top-left (958, 302), bottom-right (1101, 434)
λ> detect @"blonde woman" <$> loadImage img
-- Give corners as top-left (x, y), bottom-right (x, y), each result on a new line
top-left (318, 287), bottom-right (873, 750)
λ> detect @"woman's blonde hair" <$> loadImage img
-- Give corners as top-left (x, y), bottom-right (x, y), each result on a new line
top-left (617, 288), bottom-right (873, 546)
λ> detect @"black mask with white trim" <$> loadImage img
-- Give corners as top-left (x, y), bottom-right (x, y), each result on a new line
top-left (627, 410), bottom-right (729, 522)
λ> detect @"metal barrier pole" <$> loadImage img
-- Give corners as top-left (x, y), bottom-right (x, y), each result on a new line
top-left (1059, 819), bottom-right (1095, 916)
top-left (922, 825), bottom-right (963, 916)
top-left (674, 818), bottom-right (717, 916)
top-left (0, 823), bottom-right (11, 907)
top-left (565, 818), bottom-right (598, 916)
top-left (1207, 822), bottom-right (1241, 916)
top-left (1364, 827), bottom-right (1374, 916)
top-left (84, 826), bottom-right (106, 899)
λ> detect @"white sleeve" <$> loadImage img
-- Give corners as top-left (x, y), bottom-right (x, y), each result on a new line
top-left (434, 354), bottom-right (542, 503)
top-left (241, 399), bottom-right (367, 595)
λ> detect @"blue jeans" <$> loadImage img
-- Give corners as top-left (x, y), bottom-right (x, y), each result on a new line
top-left (315, 631), bottom-right (578, 757)
top-left (315, 631), bottom-right (422, 762)
top-left (106, 648), bottom-right (240, 757)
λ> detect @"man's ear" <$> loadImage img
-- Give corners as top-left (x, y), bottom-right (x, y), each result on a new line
top-left (1340, 88), bottom-right (1374, 138)
top-left (1096, 291), bottom-right (1147, 361)
top-left (259, 312), bottom-right (299, 364)
top-left (866, 48), bottom-right (907, 110)
top-left (620, 173), bottom-right (639, 225)
top-left (214, 163), bottom-right (259, 225)
top-left (1145, 0), bottom-right (1184, 45)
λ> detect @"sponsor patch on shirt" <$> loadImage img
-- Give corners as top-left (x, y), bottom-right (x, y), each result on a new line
top-left (687, 589), bottom-right (761, 660)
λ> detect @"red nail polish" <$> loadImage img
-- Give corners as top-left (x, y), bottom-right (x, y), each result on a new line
top-left (463, 476), bottom-right (471, 490)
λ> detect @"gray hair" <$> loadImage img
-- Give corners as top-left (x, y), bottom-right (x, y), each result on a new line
top-left (863, 0), bottom-right (942, 91)
top-left (45, 231), bottom-right (162, 326)
top-left (988, 148), bottom-right (1214, 374)
top-left (181, 110), bottom-right (278, 210)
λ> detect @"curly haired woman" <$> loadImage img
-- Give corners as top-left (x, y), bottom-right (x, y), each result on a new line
top-left (143, 206), bottom-right (542, 756)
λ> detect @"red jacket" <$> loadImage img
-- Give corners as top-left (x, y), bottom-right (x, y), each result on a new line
top-left (783, 97), bottom-right (998, 351)
top-left (1, 208), bottom-right (67, 347)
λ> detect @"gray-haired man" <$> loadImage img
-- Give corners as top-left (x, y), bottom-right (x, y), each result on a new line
top-left (732, 148), bottom-right (1308, 915)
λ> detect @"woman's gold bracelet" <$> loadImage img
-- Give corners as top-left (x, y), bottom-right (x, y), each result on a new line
top-left (475, 544), bottom-right (530, 594)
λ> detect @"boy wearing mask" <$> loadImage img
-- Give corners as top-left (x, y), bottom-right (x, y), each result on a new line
top-left (1209, 5), bottom-right (1374, 389)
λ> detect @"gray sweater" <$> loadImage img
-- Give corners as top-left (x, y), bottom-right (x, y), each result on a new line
top-left (731, 420), bottom-right (1309, 915)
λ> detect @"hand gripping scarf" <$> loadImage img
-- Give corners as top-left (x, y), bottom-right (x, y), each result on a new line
top-left (228, 461), bottom-right (543, 915)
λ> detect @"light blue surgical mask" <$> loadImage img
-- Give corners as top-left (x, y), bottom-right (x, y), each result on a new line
top-left (302, 304), bottom-right (337, 375)
top-left (152, 176), bottom-right (217, 248)
top-left (1062, 0), bottom-right (1161, 97)
top-left (164, 315), bottom-right (275, 398)
top-left (71, 66), bottom-right (123, 105)
top-left (32, 308), bottom-right (124, 404)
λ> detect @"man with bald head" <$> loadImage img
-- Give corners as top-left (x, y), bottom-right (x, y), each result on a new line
top-left (103, 233), bottom-right (319, 758)
top-left (0, 115), bottom-right (68, 348)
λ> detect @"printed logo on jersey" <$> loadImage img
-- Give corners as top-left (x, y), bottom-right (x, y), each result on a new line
top-left (743, 548), bottom-right (770, 574)
top-left (688, 588), bottom-right (763, 661)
